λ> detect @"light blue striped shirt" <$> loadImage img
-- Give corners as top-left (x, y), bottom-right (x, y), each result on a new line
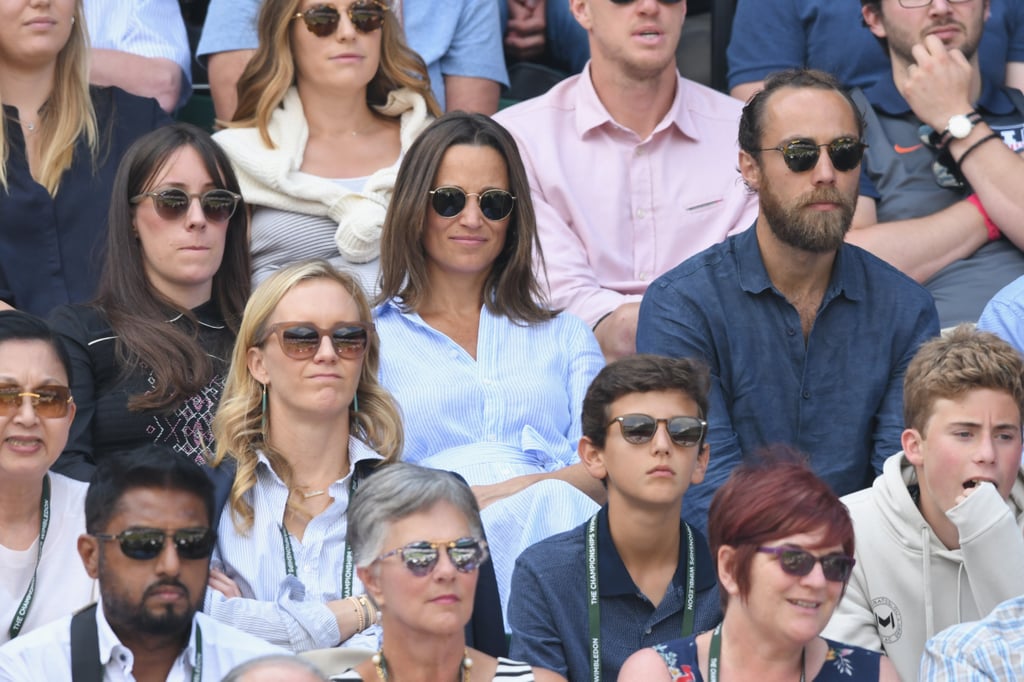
top-left (921, 594), bottom-right (1024, 681)
top-left (205, 437), bottom-right (382, 652)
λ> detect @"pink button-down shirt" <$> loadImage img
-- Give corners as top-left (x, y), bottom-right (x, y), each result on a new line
top-left (496, 67), bottom-right (758, 326)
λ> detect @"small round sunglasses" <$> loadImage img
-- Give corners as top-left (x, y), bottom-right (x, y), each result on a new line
top-left (130, 188), bottom-right (242, 223)
top-left (429, 186), bottom-right (516, 222)
top-left (758, 137), bottom-right (868, 173)
top-left (607, 414), bottom-right (707, 447)
top-left (92, 527), bottom-right (217, 561)
top-left (262, 321), bottom-right (371, 360)
top-left (0, 384), bottom-right (73, 418)
top-left (374, 537), bottom-right (489, 577)
top-left (294, 2), bottom-right (388, 36)
top-left (757, 546), bottom-right (856, 583)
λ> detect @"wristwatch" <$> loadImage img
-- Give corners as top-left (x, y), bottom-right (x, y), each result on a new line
top-left (939, 111), bottom-right (982, 147)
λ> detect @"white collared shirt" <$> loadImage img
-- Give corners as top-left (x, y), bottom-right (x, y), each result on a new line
top-left (0, 602), bottom-right (282, 681)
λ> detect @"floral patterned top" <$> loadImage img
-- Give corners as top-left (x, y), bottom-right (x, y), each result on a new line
top-left (652, 636), bottom-right (882, 681)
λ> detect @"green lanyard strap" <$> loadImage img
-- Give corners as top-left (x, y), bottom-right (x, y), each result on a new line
top-left (279, 472), bottom-right (359, 598)
top-left (191, 623), bottom-right (203, 682)
top-left (585, 512), bottom-right (695, 682)
top-left (8, 475), bottom-right (51, 639)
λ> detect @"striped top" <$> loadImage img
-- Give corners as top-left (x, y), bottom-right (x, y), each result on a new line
top-left (920, 594), bottom-right (1024, 681)
top-left (330, 657), bottom-right (535, 680)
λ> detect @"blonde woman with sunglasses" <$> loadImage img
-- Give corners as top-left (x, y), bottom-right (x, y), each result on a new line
top-left (48, 123), bottom-right (251, 482)
top-left (206, 260), bottom-right (403, 652)
top-left (0, 311), bottom-right (95, 645)
top-left (214, 0), bottom-right (440, 294)
top-left (0, 0), bottom-right (171, 316)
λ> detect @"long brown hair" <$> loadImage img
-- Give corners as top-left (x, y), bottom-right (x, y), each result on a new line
top-left (0, 0), bottom-right (97, 195)
top-left (228, 0), bottom-right (439, 145)
top-left (95, 123), bottom-right (251, 411)
top-left (377, 112), bottom-right (556, 324)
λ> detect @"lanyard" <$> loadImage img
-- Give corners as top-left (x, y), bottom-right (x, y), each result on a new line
top-left (279, 472), bottom-right (358, 597)
top-left (190, 623), bottom-right (203, 682)
top-left (8, 475), bottom-right (51, 639)
top-left (585, 512), bottom-right (695, 682)
top-left (707, 624), bottom-right (805, 682)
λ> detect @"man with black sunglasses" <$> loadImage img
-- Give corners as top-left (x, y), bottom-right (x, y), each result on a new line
top-left (638, 69), bottom-right (939, 537)
top-left (0, 447), bottom-right (281, 681)
top-left (495, 0), bottom-right (758, 362)
top-left (847, 0), bottom-right (1024, 327)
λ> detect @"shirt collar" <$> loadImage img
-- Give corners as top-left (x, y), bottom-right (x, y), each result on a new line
top-left (596, 505), bottom-right (715, 597)
top-left (862, 68), bottom-right (1014, 116)
top-left (256, 437), bottom-right (384, 488)
top-left (573, 64), bottom-right (696, 141)
top-left (734, 227), bottom-right (866, 303)
top-left (95, 600), bottom-right (199, 672)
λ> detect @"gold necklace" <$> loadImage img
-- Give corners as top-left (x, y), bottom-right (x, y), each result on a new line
top-left (372, 649), bottom-right (472, 682)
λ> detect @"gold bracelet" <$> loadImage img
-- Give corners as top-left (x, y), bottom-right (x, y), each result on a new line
top-left (350, 595), bottom-right (366, 633)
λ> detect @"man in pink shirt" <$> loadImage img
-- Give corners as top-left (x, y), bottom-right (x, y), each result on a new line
top-left (495, 0), bottom-right (758, 361)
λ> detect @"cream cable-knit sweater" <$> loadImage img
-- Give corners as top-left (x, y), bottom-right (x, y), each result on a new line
top-left (214, 86), bottom-right (432, 263)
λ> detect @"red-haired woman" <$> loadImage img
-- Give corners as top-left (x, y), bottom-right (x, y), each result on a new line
top-left (620, 450), bottom-right (899, 681)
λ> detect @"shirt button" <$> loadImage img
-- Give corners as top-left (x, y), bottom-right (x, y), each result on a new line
top-left (645, 627), bottom-right (652, 635)
top-left (636, 148), bottom-right (644, 156)
top-left (636, 209), bottom-right (645, 219)
top-left (786, 328), bottom-right (796, 336)
top-left (802, 391), bottom-right (811, 399)
top-left (639, 272), bottom-right (647, 281)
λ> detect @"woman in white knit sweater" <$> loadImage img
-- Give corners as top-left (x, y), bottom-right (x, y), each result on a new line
top-left (214, 0), bottom-right (439, 295)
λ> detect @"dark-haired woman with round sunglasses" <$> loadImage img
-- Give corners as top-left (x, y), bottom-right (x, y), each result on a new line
top-left (330, 462), bottom-right (565, 681)
top-left (374, 112), bottom-right (606, 623)
top-left (620, 450), bottom-right (898, 682)
top-left (213, 0), bottom-right (440, 294)
top-left (206, 259), bottom-right (403, 652)
top-left (0, 310), bottom-right (95, 645)
top-left (48, 123), bottom-right (251, 481)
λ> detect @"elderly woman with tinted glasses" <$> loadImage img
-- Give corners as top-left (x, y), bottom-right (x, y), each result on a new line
top-left (330, 462), bottom-right (565, 682)
top-left (0, 311), bottom-right (95, 644)
top-left (48, 123), bottom-right (251, 482)
top-left (206, 259), bottom-right (403, 652)
top-left (373, 111), bottom-right (606, 624)
top-left (213, 0), bottom-right (439, 292)
top-left (619, 450), bottom-right (899, 682)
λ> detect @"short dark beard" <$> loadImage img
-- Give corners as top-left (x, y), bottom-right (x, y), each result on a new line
top-left (760, 182), bottom-right (854, 254)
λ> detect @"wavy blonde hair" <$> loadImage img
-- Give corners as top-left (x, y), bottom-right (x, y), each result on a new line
top-left (227, 0), bottom-right (440, 145)
top-left (212, 259), bottom-right (404, 532)
top-left (0, 0), bottom-right (97, 195)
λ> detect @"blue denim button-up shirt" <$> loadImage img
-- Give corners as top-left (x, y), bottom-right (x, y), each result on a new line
top-left (637, 227), bottom-right (939, 533)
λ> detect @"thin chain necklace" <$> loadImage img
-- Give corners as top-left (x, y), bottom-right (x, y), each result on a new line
top-left (372, 649), bottom-right (472, 682)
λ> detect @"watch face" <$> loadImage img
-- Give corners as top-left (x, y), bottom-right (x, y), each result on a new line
top-left (949, 115), bottom-right (974, 139)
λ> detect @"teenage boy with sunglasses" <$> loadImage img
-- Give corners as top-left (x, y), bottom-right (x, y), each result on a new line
top-left (823, 325), bottom-right (1024, 682)
top-left (507, 355), bottom-right (721, 682)
top-left (847, 0), bottom-right (1024, 327)
top-left (494, 0), bottom-right (758, 362)
top-left (0, 446), bottom-right (282, 681)
top-left (637, 68), bottom-right (939, 536)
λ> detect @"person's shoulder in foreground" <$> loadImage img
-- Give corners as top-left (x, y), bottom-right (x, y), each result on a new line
top-left (920, 593), bottom-right (1024, 682)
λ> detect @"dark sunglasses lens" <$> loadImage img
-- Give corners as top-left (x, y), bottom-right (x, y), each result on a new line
top-left (281, 326), bottom-right (322, 358)
top-left (0, 387), bottom-right (19, 413)
top-left (174, 529), bottom-right (216, 560)
top-left (402, 544), bottom-right (440, 576)
top-left (618, 415), bottom-right (657, 443)
top-left (782, 144), bottom-right (821, 172)
top-left (304, 5), bottom-right (341, 36)
top-left (666, 417), bottom-right (704, 446)
top-left (330, 326), bottom-right (369, 358)
top-left (479, 191), bottom-right (515, 221)
top-left (200, 191), bottom-right (238, 222)
top-left (821, 555), bottom-right (855, 582)
top-left (350, 4), bottom-right (385, 32)
top-left (31, 386), bottom-right (71, 418)
top-left (828, 140), bottom-right (865, 172)
top-left (431, 187), bottom-right (467, 218)
top-left (118, 530), bottom-right (167, 560)
top-left (448, 539), bottom-right (484, 572)
top-left (152, 189), bottom-right (191, 220)
top-left (778, 549), bottom-right (817, 577)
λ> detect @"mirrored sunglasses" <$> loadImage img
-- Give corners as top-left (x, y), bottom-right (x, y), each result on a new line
top-left (759, 137), bottom-right (867, 173)
top-left (757, 546), bottom-right (856, 583)
top-left (293, 2), bottom-right (388, 36)
top-left (0, 384), bottom-right (73, 418)
top-left (130, 188), bottom-right (242, 223)
top-left (374, 537), bottom-right (489, 577)
top-left (429, 186), bottom-right (516, 221)
top-left (262, 321), bottom-right (371, 360)
top-left (93, 527), bottom-right (216, 561)
top-left (607, 413), bottom-right (707, 447)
